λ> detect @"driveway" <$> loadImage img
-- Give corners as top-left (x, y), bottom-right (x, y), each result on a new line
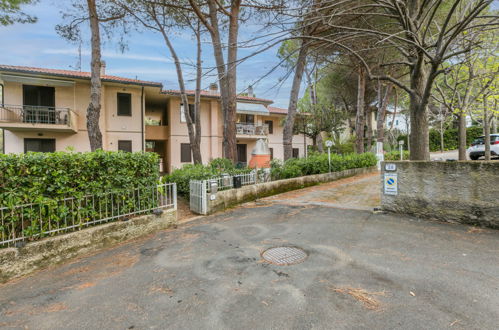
top-left (430, 150), bottom-right (459, 160)
top-left (1, 174), bottom-right (498, 330)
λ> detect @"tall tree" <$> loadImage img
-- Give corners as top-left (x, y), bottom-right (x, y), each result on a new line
top-left (0, 0), bottom-right (37, 26)
top-left (57, 0), bottom-right (126, 151)
top-left (113, 0), bottom-right (203, 163)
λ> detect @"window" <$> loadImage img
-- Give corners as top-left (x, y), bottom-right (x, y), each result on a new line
top-left (0, 83), bottom-right (3, 106)
top-left (292, 148), bottom-right (299, 158)
top-left (237, 114), bottom-right (254, 124)
top-left (117, 93), bottom-right (132, 116)
top-left (265, 120), bottom-right (273, 134)
top-left (181, 143), bottom-right (192, 162)
top-left (269, 148), bottom-right (274, 160)
top-left (24, 138), bottom-right (55, 153)
top-left (180, 104), bottom-right (196, 123)
top-left (118, 140), bottom-right (132, 152)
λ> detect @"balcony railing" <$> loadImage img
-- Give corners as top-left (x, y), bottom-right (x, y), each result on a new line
top-left (0, 105), bottom-right (77, 132)
top-left (236, 122), bottom-right (268, 136)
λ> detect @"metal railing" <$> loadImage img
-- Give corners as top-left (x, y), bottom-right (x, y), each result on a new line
top-left (236, 122), bottom-right (269, 136)
top-left (0, 104), bottom-right (73, 126)
top-left (0, 183), bottom-right (177, 247)
top-left (207, 171), bottom-right (271, 193)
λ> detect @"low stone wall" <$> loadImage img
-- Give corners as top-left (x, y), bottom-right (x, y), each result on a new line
top-left (207, 166), bottom-right (377, 214)
top-left (0, 209), bottom-right (177, 283)
top-left (381, 161), bottom-right (499, 228)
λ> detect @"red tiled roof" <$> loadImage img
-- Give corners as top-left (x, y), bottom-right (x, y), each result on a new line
top-left (162, 89), bottom-right (274, 104)
top-left (0, 64), bottom-right (162, 87)
top-left (267, 106), bottom-right (288, 115)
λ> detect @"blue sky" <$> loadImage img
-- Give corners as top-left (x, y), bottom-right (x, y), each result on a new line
top-left (0, 0), bottom-right (293, 107)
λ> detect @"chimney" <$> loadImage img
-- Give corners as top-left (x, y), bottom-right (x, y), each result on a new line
top-left (100, 60), bottom-right (106, 76)
top-left (209, 83), bottom-right (218, 95)
top-left (247, 85), bottom-right (254, 97)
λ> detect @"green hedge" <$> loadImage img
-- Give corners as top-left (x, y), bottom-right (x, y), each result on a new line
top-left (270, 152), bottom-right (377, 180)
top-left (384, 150), bottom-right (409, 161)
top-left (163, 158), bottom-right (252, 198)
top-left (398, 126), bottom-right (483, 152)
top-left (0, 151), bottom-right (160, 244)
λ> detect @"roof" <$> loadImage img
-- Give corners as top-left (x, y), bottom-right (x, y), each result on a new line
top-left (0, 64), bottom-right (162, 87)
top-left (162, 89), bottom-right (273, 104)
top-left (267, 106), bottom-right (288, 115)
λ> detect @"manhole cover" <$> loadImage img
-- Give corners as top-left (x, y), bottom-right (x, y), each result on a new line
top-left (261, 246), bottom-right (307, 265)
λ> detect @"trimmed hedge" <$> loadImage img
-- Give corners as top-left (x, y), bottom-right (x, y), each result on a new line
top-left (163, 158), bottom-right (252, 198)
top-left (270, 152), bottom-right (377, 180)
top-left (398, 126), bottom-right (484, 152)
top-left (384, 150), bottom-right (409, 161)
top-left (0, 151), bottom-right (160, 244)
top-left (0, 151), bottom-right (160, 206)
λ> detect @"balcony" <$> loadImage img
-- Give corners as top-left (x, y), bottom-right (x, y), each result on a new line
top-left (0, 105), bottom-right (77, 133)
top-left (236, 123), bottom-right (268, 139)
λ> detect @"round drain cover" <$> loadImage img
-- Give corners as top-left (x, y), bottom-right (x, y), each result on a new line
top-left (261, 246), bottom-right (307, 265)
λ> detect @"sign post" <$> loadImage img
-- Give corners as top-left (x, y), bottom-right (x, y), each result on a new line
top-left (325, 140), bottom-right (333, 173)
top-left (383, 172), bottom-right (398, 195)
top-left (399, 140), bottom-right (404, 160)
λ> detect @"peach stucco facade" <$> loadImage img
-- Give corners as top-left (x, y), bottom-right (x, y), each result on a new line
top-left (0, 64), bottom-right (310, 173)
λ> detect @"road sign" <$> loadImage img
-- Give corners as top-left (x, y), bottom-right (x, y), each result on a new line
top-left (325, 140), bottom-right (333, 148)
top-left (384, 173), bottom-right (398, 195)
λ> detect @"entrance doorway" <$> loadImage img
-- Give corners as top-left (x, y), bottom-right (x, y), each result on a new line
top-left (146, 140), bottom-right (167, 172)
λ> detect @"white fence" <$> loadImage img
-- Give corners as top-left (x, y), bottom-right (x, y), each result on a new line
top-left (0, 183), bottom-right (177, 247)
top-left (189, 171), bottom-right (270, 215)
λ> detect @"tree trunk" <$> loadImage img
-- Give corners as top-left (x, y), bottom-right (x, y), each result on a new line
top-left (157, 25), bottom-right (202, 164)
top-left (86, 0), bottom-right (103, 151)
top-left (458, 112), bottom-right (467, 160)
top-left (366, 107), bottom-right (373, 151)
top-left (223, 0), bottom-right (241, 163)
top-left (193, 23), bottom-right (203, 164)
top-left (484, 98), bottom-right (490, 161)
top-left (283, 40), bottom-right (308, 160)
top-left (376, 84), bottom-right (392, 143)
top-left (316, 133), bottom-right (324, 153)
top-left (492, 114), bottom-right (497, 134)
top-left (408, 58), bottom-right (430, 161)
top-left (355, 66), bottom-right (366, 154)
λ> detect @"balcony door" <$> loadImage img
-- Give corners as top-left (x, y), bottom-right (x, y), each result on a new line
top-left (24, 138), bottom-right (56, 153)
top-left (23, 85), bottom-right (55, 124)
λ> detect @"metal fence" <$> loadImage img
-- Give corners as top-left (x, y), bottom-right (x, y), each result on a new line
top-left (189, 171), bottom-right (271, 215)
top-left (0, 183), bottom-right (177, 247)
top-left (0, 104), bottom-right (73, 126)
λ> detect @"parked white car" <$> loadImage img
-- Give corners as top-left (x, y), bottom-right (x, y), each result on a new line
top-left (467, 134), bottom-right (499, 160)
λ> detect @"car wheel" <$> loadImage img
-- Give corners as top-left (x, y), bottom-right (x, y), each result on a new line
top-left (470, 155), bottom-right (479, 160)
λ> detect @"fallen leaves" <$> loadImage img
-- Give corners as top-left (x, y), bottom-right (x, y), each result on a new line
top-left (332, 287), bottom-right (387, 311)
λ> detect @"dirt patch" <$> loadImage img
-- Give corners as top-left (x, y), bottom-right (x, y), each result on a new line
top-left (177, 197), bottom-right (197, 221)
top-left (332, 286), bottom-right (387, 311)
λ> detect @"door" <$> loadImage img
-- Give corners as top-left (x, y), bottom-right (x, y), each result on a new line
top-left (23, 85), bottom-right (55, 123)
top-left (237, 144), bottom-right (247, 165)
top-left (24, 138), bottom-right (56, 153)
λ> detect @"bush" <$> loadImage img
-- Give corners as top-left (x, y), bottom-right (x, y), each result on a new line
top-left (398, 126), bottom-right (483, 152)
top-left (384, 150), bottom-right (409, 160)
top-left (0, 151), bottom-right (160, 244)
top-left (164, 161), bottom-right (251, 197)
top-left (270, 152), bottom-right (377, 180)
top-left (0, 151), bottom-right (159, 206)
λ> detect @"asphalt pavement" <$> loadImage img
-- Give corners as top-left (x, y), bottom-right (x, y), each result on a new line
top-left (1, 175), bottom-right (498, 330)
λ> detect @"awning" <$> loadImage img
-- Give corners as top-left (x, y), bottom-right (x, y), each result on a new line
top-left (236, 102), bottom-right (269, 116)
top-left (0, 74), bottom-right (75, 87)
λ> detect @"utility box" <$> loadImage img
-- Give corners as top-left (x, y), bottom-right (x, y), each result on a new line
top-left (233, 176), bottom-right (242, 189)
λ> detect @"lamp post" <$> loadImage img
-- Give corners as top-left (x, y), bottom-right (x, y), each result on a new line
top-left (399, 140), bottom-right (404, 160)
top-left (325, 140), bottom-right (333, 173)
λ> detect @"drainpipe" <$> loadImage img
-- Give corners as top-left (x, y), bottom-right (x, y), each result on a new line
top-left (141, 85), bottom-right (145, 152)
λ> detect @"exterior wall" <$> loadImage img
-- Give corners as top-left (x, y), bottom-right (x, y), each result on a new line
top-left (2, 79), bottom-right (145, 153)
top-left (381, 161), bottom-right (499, 228)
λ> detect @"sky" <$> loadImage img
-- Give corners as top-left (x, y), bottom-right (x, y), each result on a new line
top-left (0, 0), bottom-right (294, 107)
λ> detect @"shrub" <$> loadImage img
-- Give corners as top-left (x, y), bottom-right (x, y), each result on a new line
top-left (270, 152), bottom-right (377, 180)
top-left (164, 162), bottom-right (252, 197)
top-left (399, 126), bottom-right (484, 152)
top-left (384, 150), bottom-right (409, 160)
top-left (0, 151), bottom-right (160, 244)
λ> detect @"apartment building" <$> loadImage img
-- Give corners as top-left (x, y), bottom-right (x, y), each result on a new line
top-left (0, 64), bottom-right (309, 172)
